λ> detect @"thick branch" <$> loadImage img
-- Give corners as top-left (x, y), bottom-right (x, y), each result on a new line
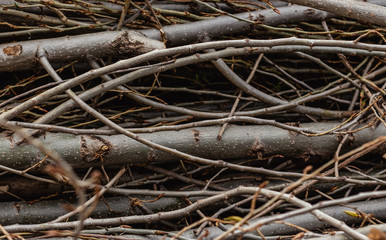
top-left (1, 123), bottom-right (384, 170)
top-left (0, 31), bottom-right (165, 72)
top-left (282, 0), bottom-right (386, 27)
top-left (2, 0), bottom-right (386, 72)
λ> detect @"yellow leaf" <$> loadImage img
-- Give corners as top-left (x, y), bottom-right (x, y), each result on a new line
top-left (223, 216), bottom-right (244, 222)
top-left (343, 210), bottom-right (361, 218)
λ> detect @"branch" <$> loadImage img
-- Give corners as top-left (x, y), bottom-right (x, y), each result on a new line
top-left (282, 0), bottom-right (386, 27)
top-left (0, 123), bottom-right (384, 170)
top-left (2, 0), bottom-right (386, 72)
top-left (0, 31), bottom-right (165, 72)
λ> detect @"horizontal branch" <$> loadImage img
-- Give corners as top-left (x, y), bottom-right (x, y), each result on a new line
top-left (140, 0), bottom-right (386, 45)
top-left (1, 123), bottom-right (384, 170)
top-left (282, 0), bottom-right (386, 27)
top-left (4, 186), bottom-right (386, 235)
top-left (1, 0), bottom-right (385, 72)
top-left (0, 195), bottom-right (181, 225)
top-left (183, 197), bottom-right (386, 238)
top-left (0, 31), bottom-right (165, 72)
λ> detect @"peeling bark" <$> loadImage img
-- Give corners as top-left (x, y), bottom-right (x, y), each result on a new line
top-left (0, 31), bottom-right (165, 72)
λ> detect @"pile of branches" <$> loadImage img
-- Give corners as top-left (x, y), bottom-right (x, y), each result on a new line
top-left (0, 0), bottom-right (386, 239)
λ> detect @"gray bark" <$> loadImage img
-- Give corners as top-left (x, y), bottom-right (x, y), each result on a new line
top-left (0, 31), bottom-right (165, 72)
top-left (304, 224), bottom-right (386, 240)
top-left (140, 4), bottom-right (335, 45)
top-left (3, 197), bottom-right (386, 238)
top-left (177, 198), bottom-right (386, 239)
top-left (1, 123), bottom-right (385, 170)
top-left (2, 0), bottom-right (386, 72)
top-left (0, 196), bottom-right (182, 225)
top-left (282, 0), bottom-right (386, 27)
